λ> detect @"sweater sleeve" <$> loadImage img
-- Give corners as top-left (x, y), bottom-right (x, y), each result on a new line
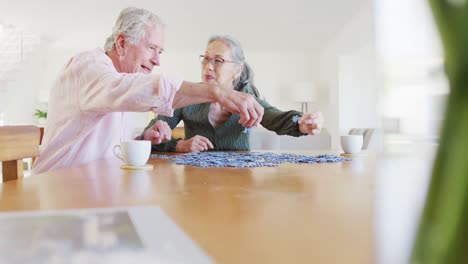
top-left (144, 108), bottom-right (184, 152)
top-left (258, 98), bottom-right (305, 137)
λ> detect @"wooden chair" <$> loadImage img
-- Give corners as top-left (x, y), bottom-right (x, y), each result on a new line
top-left (172, 127), bottom-right (185, 139)
top-left (0, 125), bottom-right (40, 182)
top-left (31, 127), bottom-right (44, 164)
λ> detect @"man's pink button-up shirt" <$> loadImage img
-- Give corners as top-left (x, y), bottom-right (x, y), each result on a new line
top-left (32, 48), bottom-right (183, 174)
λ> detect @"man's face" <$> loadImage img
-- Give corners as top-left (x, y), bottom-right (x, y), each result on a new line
top-left (118, 24), bottom-right (165, 74)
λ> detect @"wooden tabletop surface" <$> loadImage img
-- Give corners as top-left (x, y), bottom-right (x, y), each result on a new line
top-left (0, 151), bottom-right (375, 264)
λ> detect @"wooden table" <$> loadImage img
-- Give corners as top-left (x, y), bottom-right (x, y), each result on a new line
top-left (0, 151), bottom-right (375, 264)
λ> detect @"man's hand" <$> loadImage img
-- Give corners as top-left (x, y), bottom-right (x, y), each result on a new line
top-left (143, 120), bottom-right (172, 144)
top-left (175, 135), bottom-right (214, 153)
top-left (216, 88), bottom-right (264, 128)
top-left (172, 81), bottom-right (264, 127)
top-left (298, 112), bottom-right (324, 135)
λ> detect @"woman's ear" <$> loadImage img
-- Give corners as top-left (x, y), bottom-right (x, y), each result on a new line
top-left (115, 34), bottom-right (126, 57)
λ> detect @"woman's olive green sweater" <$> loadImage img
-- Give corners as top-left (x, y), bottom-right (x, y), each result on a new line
top-left (144, 83), bottom-right (305, 152)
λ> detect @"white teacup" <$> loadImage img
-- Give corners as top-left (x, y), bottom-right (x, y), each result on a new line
top-left (340, 135), bottom-right (363, 154)
top-left (113, 140), bottom-right (151, 166)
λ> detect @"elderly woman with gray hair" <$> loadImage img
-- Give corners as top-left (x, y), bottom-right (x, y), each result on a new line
top-left (33, 8), bottom-right (263, 174)
top-left (144, 35), bottom-right (324, 152)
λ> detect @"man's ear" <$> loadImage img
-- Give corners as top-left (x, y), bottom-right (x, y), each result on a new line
top-left (115, 34), bottom-right (126, 57)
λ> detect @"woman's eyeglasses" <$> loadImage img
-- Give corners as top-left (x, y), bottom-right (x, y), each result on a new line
top-left (199, 55), bottom-right (236, 67)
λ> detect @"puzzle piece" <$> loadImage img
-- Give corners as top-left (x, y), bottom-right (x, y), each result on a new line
top-left (292, 115), bottom-right (300, 123)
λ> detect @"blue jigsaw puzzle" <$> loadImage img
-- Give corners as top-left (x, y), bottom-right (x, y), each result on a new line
top-left (151, 152), bottom-right (350, 168)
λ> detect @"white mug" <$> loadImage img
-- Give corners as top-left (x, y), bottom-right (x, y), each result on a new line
top-left (113, 140), bottom-right (151, 166)
top-left (340, 135), bottom-right (363, 154)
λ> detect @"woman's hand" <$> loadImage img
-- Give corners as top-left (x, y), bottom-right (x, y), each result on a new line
top-left (298, 112), bottom-right (324, 135)
top-left (143, 120), bottom-right (172, 144)
top-left (176, 135), bottom-right (214, 153)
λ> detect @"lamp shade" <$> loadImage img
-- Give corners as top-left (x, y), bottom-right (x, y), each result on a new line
top-left (292, 82), bottom-right (317, 103)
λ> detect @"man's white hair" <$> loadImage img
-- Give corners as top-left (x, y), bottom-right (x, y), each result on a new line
top-left (104, 7), bottom-right (164, 52)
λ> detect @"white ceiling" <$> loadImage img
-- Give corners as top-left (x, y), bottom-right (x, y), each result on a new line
top-left (0, 0), bottom-right (371, 52)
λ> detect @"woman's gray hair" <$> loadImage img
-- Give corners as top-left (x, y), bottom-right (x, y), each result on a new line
top-left (207, 35), bottom-right (259, 97)
top-left (104, 7), bottom-right (164, 52)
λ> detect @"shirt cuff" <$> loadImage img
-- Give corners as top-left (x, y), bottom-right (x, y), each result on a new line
top-left (151, 73), bottom-right (183, 116)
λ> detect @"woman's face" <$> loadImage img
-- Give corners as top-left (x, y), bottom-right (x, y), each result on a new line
top-left (201, 40), bottom-right (241, 88)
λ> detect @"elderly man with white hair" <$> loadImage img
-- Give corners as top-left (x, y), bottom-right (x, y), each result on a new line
top-left (32, 7), bottom-right (264, 174)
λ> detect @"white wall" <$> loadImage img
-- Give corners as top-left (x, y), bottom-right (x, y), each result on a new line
top-left (3, 42), bottom-right (48, 125)
top-left (316, 3), bottom-right (376, 149)
top-left (2, 42), bottom-right (75, 125)
top-left (338, 44), bottom-right (378, 136)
